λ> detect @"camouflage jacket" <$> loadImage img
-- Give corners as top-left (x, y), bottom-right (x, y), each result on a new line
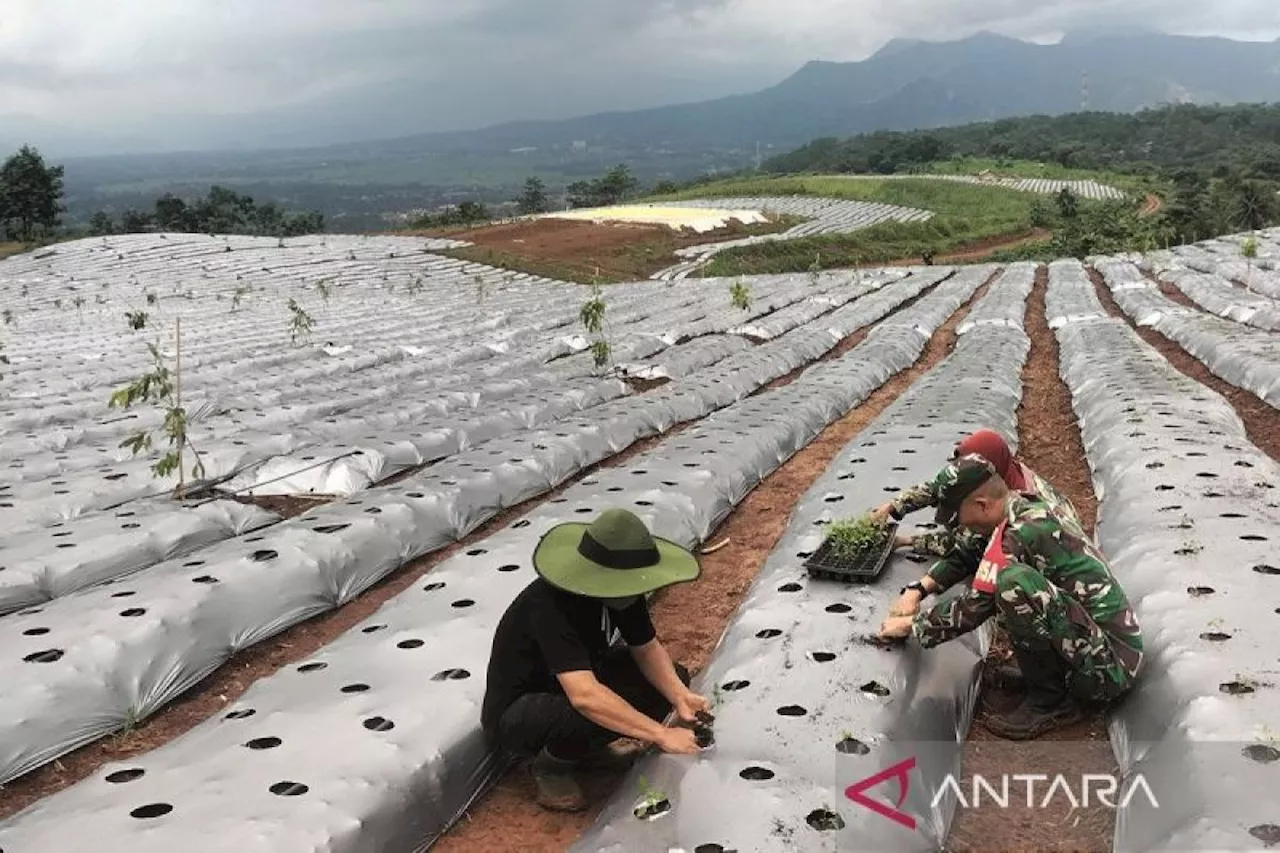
top-left (909, 494), bottom-right (1143, 676)
top-left (891, 461), bottom-right (1084, 557)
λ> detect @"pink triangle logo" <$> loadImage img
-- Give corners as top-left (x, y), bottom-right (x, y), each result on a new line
top-left (844, 756), bottom-right (918, 830)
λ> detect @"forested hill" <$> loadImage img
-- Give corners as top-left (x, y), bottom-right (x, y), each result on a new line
top-left (764, 103), bottom-right (1280, 179)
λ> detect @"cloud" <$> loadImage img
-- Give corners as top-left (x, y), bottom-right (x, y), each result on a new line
top-left (2, 0), bottom-right (1278, 154)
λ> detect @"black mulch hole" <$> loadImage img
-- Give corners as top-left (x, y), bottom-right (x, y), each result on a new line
top-left (24, 649), bottom-right (63, 663)
top-left (183, 560), bottom-right (205, 567)
top-left (511, 520), bottom-right (530, 528)
top-left (837, 737), bottom-right (870, 755)
top-left (1249, 825), bottom-right (1280, 845)
top-left (130, 803), bottom-right (173, 819)
top-left (756, 629), bottom-right (782, 639)
top-left (362, 624), bottom-right (387, 633)
top-left (297, 662), bottom-right (327, 673)
top-left (498, 564), bottom-right (520, 572)
top-left (1221, 513), bottom-right (1247, 519)
top-left (398, 639), bottom-right (425, 649)
top-left (1243, 745), bottom-right (1280, 763)
top-left (452, 599), bottom-right (475, 608)
top-left (1241, 535), bottom-right (1268, 541)
top-left (466, 549), bottom-right (487, 556)
top-left (314, 524), bottom-right (349, 534)
top-left (246, 737), bottom-right (282, 750)
top-left (694, 846), bottom-right (726, 853)
top-left (1197, 472), bottom-right (1218, 478)
top-left (251, 550), bottom-right (278, 562)
top-left (106, 768), bottom-right (145, 783)
top-left (225, 709), bottom-right (256, 719)
top-left (740, 766), bottom-right (775, 781)
top-left (22, 627), bottom-right (50, 636)
top-left (810, 652), bottom-right (836, 663)
top-left (825, 603), bottom-right (852, 613)
top-left (1187, 586), bottom-right (1215, 596)
top-left (269, 781), bottom-right (308, 796)
top-left (120, 608), bottom-right (146, 617)
top-left (432, 668), bottom-right (471, 681)
top-left (777, 705), bottom-right (807, 717)
top-left (341, 684), bottom-right (370, 693)
top-left (824, 495), bottom-right (843, 503)
top-left (575, 507), bottom-right (593, 514)
top-left (1200, 632), bottom-right (1231, 642)
top-left (423, 582), bottom-right (446, 592)
top-left (1220, 681), bottom-right (1256, 695)
top-left (722, 680), bottom-right (750, 691)
top-left (110, 591), bottom-right (136, 598)
top-left (364, 507), bottom-right (382, 514)
top-left (192, 575), bottom-right (219, 584)
top-left (1255, 565), bottom-right (1280, 575)
top-left (860, 680), bottom-right (891, 697)
top-left (778, 582), bottom-right (803, 593)
top-left (363, 717), bottom-right (395, 732)
top-left (806, 808), bottom-right (845, 831)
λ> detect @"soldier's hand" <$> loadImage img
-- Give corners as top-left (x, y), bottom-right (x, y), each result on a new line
top-left (878, 615), bottom-right (914, 639)
top-left (888, 589), bottom-right (923, 617)
top-left (869, 502), bottom-right (894, 525)
top-left (893, 533), bottom-right (915, 550)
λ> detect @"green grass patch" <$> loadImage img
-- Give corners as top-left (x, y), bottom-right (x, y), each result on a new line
top-left (650, 175), bottom-right (1043, 275)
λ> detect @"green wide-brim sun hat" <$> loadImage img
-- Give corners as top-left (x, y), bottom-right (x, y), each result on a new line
top-left (532, 510), bottom-right (700, 598)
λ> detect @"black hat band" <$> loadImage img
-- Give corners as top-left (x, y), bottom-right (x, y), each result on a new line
top-left (577, 530), bottom-right (660, 569)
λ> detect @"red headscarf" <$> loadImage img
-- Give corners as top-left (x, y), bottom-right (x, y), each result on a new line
top-left (955, 429), bottom-right (1028, 492)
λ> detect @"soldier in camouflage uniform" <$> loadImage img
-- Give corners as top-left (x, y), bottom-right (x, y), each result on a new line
top-left (877, 455), bottom-right (1143, 740)
top-left (871, 428), bottom-right (1083, 559)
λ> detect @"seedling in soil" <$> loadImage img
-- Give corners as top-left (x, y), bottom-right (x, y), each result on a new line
top-left (287, 298), bottom-right (315, 346)
top-left (53, 298), bottom-right (63, 309)
top-left (692, 709), bottom-right (716, 748)
top-left (729, 278), bottom-right (752, 311)
top-left (315, 278), bottom-right (334, 302)
top-left (580, 282), bottom-right (614, 372)
top-left (231, 284), bottom-right (250, 311)
top-left (145, 289), bottom-right (157, 306)
top-left (108, 318), bottom-right (210, 497)
top-left (126, 310), bottom-right (149, 331)
top-left (405, 275), bottom-right (425, 296)
top-left (2, 309), bottom-right (12, 325)
top-left (633, 775), bottom-right (671, 820)
top-left (1243, 237), bottom-right (1258, 290)
top-left (474, 274), bottom-right (487, 303)
top-left (808, 253), bottom-right (821, 286)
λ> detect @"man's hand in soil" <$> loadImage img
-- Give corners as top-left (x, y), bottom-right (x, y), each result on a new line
top-left (672, 690), bottom-right (711, 725)
top-left (878, 615), bottom-right (914, 640)
top-left (888, 588), bottom-right (923, 617)
top-left (655, 725), bottom-right (701, 755)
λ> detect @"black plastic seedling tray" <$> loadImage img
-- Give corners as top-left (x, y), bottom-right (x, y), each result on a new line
top-left (804, 521), bottom-right (898, 583)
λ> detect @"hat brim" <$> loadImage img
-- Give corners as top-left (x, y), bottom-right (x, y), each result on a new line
top-left (532, 522), bottom-right (700, 598)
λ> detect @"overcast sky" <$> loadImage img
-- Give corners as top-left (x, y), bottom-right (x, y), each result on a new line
top-left (2, 0), bottom-right (1278, 155)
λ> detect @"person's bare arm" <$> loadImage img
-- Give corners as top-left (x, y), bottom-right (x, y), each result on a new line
top-left (629, 639), bottom-right (692, 705)
top-left (556, 670), bottom-right (698, 754)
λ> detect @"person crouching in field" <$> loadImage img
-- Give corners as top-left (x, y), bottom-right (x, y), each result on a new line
top-left (877, 455), bottom-right (1143, 740)
top-left (481, 508), bottom-right (709, 811)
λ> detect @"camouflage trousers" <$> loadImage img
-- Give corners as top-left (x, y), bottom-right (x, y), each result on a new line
top-left (994, 565), bottom-right (1135, 703)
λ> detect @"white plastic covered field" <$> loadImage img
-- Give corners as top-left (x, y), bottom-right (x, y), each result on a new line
top-left (0, 224), bottom-right (1277, 853)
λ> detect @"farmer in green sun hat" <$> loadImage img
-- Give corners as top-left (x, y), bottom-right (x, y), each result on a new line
top-left (481, 507), bottom-right (710, 812)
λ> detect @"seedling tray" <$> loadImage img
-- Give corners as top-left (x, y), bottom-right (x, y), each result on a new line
top-left (804, 521), bottom-right (897, 583)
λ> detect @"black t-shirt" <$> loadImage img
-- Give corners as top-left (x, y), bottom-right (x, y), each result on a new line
top-left (481, 578), bottom-right (656, 731)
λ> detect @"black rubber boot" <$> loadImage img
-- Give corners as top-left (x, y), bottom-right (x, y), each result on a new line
top-left (530, 747), bottom-right (588, 812)
top-left (985, 661), bottom-right (1025, 689)
top-left (984, 645), bottom-right (1083, 740)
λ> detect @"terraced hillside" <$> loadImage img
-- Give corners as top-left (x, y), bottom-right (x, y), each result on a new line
top-left (0, 227), bottom-right (1276, 853)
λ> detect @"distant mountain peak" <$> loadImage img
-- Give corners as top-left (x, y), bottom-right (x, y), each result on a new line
top-left (870, 37), bottom-right (925, 59)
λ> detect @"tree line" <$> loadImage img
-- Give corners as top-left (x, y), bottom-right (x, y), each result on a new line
top-left (87, 186), bottom-right (325, 237)
top-left (762, 102), bottom-right (1280, 244)
top-left (0, 143), bottom-right (327, 246)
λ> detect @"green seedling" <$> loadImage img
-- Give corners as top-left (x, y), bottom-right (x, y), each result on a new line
top-left (824, 515), bottom-right (891, 558)
top-left (633, 775), bottom-right (671, 820)
top-left (314, 278), bottom-right (334, 302)
top-left (287, 298), bottom-right (314, 346)
top-left (730, 278), bottom-right (752, 310)
top-left (579, 282), bottom-right (614, 371)
top-left (126, 310), bottom-right (149, 330)
top-left (231, 284), bottom-right (250, 311)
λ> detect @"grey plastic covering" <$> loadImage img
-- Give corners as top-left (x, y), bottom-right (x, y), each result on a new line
top-left (650, 198), bottom-right (932, 280)
top-left (570, 267), bottom-right (1033, 853)
top-left (0, 266), bottom-right (994, 852)
top-left (0, 499), bottom-right (278, 616)
top-left (1129, 255), bottom-right (1280, 331)
top-left (1047, 260), bottom-right (1280, 852)
top-left (831, 173), bottom-right (1127, 200)
top-left (1146, 228), bottom-right (1280, 301)
top-left (1093, 257), bottom-right (1280, 408)
top-left (0, 265), bottom-right (971, 786)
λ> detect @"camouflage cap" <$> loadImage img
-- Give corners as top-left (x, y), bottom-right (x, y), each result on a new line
top-left (932, 454), bottom-right (998, 526)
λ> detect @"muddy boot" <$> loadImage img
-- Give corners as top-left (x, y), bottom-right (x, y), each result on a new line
top-left (530, 747), bottom-right (588, 812)
top-left (985, 661), bottom-right (1024, 689)
top-left (984, 646), bottom-right (1083, 740)
top-left (581, 739), bottom-right (647, 771)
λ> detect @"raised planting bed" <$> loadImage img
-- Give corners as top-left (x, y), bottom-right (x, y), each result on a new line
top-left (803, 518), bottom-right (898, 583)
